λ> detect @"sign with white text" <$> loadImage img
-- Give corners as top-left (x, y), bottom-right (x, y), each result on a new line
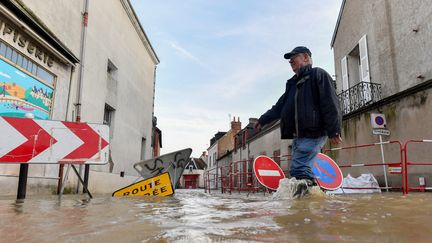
top-left (373, 129), bottom-right (390, 136)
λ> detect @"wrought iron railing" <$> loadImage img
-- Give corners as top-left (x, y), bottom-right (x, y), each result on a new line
top-left (337, 82), bottom-right (382, 115)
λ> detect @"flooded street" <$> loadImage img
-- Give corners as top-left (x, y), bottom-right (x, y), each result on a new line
top-left (1, 190), bottom-right (432, 242)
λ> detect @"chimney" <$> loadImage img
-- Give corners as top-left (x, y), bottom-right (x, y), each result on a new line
top-left (231, 116), bottom-right (241, 132)
top-left (249, 118), bottom-right (258, 125)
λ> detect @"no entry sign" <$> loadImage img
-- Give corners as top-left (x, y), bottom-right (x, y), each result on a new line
top-left (312, 153), bottom-right (343, 190)
top-left (253, 155), bottom-right (285, 190)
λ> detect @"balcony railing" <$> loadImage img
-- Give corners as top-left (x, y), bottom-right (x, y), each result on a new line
top-left (337, 82), bottom-right (382, 115)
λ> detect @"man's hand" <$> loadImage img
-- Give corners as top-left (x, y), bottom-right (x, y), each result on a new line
top-left (329, 134), bottom-right (342, 144)
top-left (254, 121), bottom-right (262, 131)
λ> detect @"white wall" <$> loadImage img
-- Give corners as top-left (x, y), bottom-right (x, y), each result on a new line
top-left (0, 0), bottom-right (158, 195)
top-left (206, 143), bottom-right (217, 188)
top-left (19, 0), bottom-right (158, 176)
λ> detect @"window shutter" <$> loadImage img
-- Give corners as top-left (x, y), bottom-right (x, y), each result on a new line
top-left (341, 56), bottom-right (350, 113)
top-left (341, 56), bottom-right (349, 90)
top-left (359, 34), bottom-right (372, 102)
top-left (359, 35), bottom-right (370, 83)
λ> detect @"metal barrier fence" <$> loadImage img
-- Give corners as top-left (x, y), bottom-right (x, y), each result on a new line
top-left (204, 139), bottom-right (432, 195)
top-left (229, 159), bottom-right (259, 194)
top-left (204, 165), bottom-right (218, 194)
top-left (323, 140), bottom-right (404, 193)
top-left (404, 139), bottom-right (432, 194)
top-left (204, 156), bottom-right (290, 194)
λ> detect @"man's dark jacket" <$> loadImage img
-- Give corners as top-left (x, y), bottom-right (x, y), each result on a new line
top-left (258, 64), bottom-right (341, 139)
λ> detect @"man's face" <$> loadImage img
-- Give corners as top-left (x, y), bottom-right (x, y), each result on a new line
top-left (289, 53), bottom-right (308, 74)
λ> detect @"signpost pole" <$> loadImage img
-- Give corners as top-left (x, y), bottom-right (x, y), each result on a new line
top-left (379, 135), bottom-right (389, 192)
top-left (17, 164), bottom-right (29, 200)
top-left (83, 164), bottom-right (90, 193)
top-left (57, 164), bottom-right (64, 194)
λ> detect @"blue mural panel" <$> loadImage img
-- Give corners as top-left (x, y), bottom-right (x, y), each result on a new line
top-left (0, 58), bottom-right (53, 119)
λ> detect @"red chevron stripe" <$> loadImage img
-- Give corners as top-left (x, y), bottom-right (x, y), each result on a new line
top-left (0, 117), bottom-right (57, 162)
top-left (60, 122), bottom-right (108, 163)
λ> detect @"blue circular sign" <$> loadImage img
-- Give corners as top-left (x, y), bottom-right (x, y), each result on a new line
top-left (375, 116), bottom-right (384, 126)
top-left (311, 153), bottom-right (343, 190)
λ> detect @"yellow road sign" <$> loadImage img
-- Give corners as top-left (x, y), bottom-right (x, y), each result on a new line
top-left (112, 172), bottom-right (174, 197)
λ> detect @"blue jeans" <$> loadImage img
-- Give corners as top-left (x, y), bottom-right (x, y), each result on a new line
top-left (290, 136), bottom-right (328, 179)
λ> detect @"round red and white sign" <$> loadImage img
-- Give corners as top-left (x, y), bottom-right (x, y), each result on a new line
top-left (253, 155), bottom-right (285, 190)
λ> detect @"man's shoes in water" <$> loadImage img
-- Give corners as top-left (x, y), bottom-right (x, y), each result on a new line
top-left (292, 178), bottom-right (317, 199)
top-left (304, 178), bottom-right (317, 187)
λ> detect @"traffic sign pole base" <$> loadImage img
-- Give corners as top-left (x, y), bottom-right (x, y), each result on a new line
top-left (17, 164), bottom-right (29, 200)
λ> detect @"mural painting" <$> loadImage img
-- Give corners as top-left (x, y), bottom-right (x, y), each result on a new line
top-left (0, 58), bottom-right (53, 119)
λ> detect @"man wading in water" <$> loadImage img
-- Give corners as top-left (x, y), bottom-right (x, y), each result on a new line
top-left (254, 46), bottom-right (342, 198)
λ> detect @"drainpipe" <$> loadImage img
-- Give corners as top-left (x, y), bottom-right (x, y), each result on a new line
top-left (75, 0), bottom-right (90, 193)
top-left (57, 65), bottom-right (75, 194)
top-left (76, 0), bottom-right (89, 123)
top-left (152, 65), bottom-right (157, 118)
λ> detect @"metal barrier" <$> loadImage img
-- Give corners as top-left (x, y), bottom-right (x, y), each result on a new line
top-left (324, 140), bottom-right (405, 193)
top-left (205, 139), bottom-right (432, 195)
top-left (205, 156), bottom-right (290, 194)
top-left (204, 165), bottom-right (218, 193)
top-left (403, 139), bottom-right (432, 194)
top-left (228, 159), bottom-right (257, 194)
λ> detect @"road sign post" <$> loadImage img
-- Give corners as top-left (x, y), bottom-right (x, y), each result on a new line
top-left (371, 113), bottom-right (390, 192)
top-left (0, 116), bottom-right (109, 199)
top-left (253, 155), bottom-right (285, 190)
top-left (134, 148), bottom-right (192, 188)
top-left (0, 116), bottom-right (109, 164)
top-left (312, 153), bottom-right (343, 190)
top-left (112, 172), bottom-right (174, 197)
top-left (17, 164), bottom-right (29, 200)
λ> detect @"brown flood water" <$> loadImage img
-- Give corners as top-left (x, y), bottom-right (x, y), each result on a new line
top-left (0, 189), bottom-right (431, 242)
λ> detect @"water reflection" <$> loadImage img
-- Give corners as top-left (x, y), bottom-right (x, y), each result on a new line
top-left (0, 190), bottom-right (432, 242)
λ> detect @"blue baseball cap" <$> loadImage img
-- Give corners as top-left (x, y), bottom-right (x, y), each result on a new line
top-left (284, 46), bottom-right (312, 59)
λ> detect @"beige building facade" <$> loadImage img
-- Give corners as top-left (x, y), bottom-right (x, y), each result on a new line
top-left (331, 0), bottom-right (432, 188)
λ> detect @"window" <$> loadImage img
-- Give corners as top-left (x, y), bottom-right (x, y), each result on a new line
top-left (103, 104), bottom-right (115, 139)
top-left (107, 59), bottom-right (118, 74)
top-left (242, 131), bottom-right (248, 149)
top-left (339, 34), bottom-right (375, 115)
top-left (340, 35), bottom-right (370, 92)
top-left (103, 103), bottom-right (115, 126)
top-left (273, 150), bottom-right (281, 166)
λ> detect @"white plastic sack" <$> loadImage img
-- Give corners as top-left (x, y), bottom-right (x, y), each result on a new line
top-left (327, 173), bottom-right (381, 194)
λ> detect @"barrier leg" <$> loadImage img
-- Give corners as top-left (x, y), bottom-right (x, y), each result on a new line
top-left (17, 164), bottom-right (29, 200)
top-left (71, 165), bottom-right (93, 198)
top-left (379, 135), bottom-right (389, 192)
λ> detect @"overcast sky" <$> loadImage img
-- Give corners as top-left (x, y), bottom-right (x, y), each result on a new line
top-left (130, 0), bottom-right (342, 157)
